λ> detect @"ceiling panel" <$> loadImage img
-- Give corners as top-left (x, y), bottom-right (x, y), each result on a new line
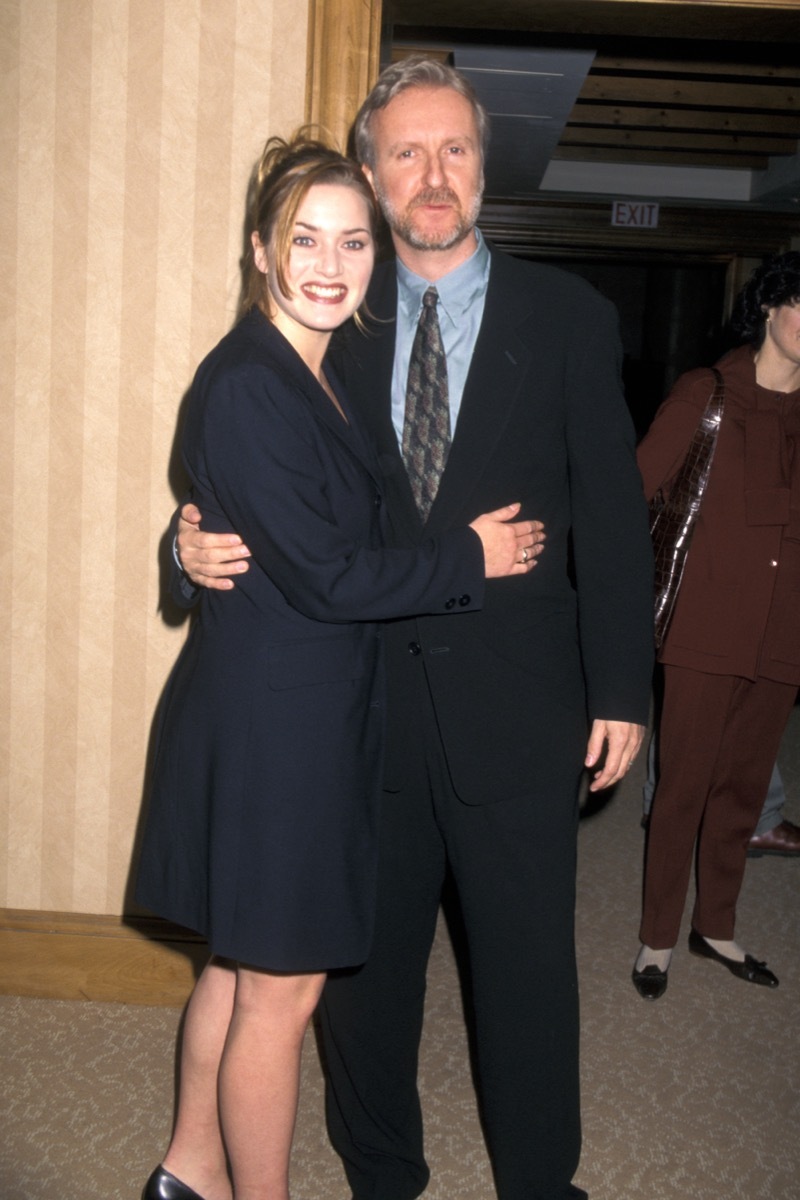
top-left (454, 46), bottom-right (596, 196)
top-left (388, 0), bottom-right (800, 211)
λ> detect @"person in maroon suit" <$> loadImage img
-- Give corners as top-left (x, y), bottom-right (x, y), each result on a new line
top-left (632, 251), bottom-right (800, 1001)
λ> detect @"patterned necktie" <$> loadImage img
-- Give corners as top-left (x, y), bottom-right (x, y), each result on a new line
top-left (402, 287), bottom-right (451, 521)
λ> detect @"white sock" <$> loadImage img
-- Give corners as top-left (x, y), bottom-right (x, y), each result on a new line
top-left (635, 944), bottom-right (673, 972)
top-left (702, 936), bottom-right (745, 962)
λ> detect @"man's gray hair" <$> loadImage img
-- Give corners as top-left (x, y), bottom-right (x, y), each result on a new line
top-left (354, 54), bottom-right (490, 170)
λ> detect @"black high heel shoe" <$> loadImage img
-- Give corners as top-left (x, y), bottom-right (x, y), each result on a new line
top-left (688, 929), bottom-right (779, 988)
top-left (142, 1165), bottom-right (207, 1200)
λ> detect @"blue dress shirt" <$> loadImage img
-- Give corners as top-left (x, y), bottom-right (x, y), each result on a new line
top-left (391, 228), bottom-right (491, 449)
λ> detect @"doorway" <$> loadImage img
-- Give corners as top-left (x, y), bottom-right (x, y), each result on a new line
top-left (546, 256), bottom-right (730, 436)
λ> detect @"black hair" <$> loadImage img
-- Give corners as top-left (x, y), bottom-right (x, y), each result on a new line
top-left (731, 251), bottom-right (800, 347)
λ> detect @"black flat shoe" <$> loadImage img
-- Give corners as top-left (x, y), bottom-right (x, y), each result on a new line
top-left (142, 1166), bottom-right (207, 1200)
top-left (688, 929), bottom-right (779, 988)
top-left (631, 963), bottom-right (668, 1000)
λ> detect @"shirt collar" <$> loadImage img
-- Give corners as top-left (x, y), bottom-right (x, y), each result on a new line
top-left (395, 228), bottom-right (490, 326)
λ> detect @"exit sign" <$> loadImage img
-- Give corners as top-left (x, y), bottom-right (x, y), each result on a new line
top-left (611, 201), bottom-right (660, 228)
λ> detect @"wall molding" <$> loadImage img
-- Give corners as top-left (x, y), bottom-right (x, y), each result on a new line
top-left (306, 0), bottom-right (383, 151)
top-left (0, 910), bottom-right (208, 1007)
top-left (478, 198), bottom-right (800, 260)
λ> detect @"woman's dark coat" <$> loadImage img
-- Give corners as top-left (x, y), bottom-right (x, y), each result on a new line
top-left (136, 309), bottom-right (484, 971)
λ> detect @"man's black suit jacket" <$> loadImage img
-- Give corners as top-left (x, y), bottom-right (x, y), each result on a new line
top-left (331, 244), bottom-right (655, 805)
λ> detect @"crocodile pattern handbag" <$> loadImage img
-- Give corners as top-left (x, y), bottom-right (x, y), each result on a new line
top-left (649, 367), bottom-right (724, 649)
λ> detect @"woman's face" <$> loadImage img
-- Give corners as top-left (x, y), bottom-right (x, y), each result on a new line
top-left (253, 183), bottom-right (374, 346)
top-left (763, 299), bottom-right (800, 371)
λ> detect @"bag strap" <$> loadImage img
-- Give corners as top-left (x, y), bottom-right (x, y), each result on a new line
top-left (663, 367), bottom-right (724, 518)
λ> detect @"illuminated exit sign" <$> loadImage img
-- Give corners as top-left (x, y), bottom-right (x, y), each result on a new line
top-left (611, 201), bottom-right (660, 228)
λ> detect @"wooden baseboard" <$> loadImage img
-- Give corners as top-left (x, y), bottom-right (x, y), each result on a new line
top-left (0, 909), bottom-right (209, 1006)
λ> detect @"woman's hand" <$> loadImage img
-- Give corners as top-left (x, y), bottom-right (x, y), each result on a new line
top-left (469, 503), bottom-right (545, 578)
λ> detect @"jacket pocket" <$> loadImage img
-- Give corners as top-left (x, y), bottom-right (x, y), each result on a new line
top-left (266, 634), bottom-right (364, 690)
top-left (667, 571), bottom-right (737, 657)
top-left (764, 590), bottom-right (800, 667)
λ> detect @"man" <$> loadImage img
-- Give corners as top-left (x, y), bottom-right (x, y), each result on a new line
top-left (175, 57), bottom-right (654, 1200)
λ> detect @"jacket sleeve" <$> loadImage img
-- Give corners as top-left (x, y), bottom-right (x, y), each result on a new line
top-left (184, 359), bottom-right (486, 624)
top-left (564, 291), bottom-right (655, 724)
top-left (636, 369), bottom-right (716, 502)
top-left (165, 502), bottom-right (200, 610)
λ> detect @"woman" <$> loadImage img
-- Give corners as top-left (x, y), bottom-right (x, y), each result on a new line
top-left (632, 251), bottom-right (800, 1000)
top-left (136, 134), bottom-right (540, 1200)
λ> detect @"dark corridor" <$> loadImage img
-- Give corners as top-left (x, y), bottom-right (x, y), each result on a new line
top-left (554, 257), bottom-right (730, 438)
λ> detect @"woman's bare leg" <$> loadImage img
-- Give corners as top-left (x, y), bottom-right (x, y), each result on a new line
top-left (218, 968), bottom-right (326, 1200)
top-left (162, 956), bottom-right (236, 1200)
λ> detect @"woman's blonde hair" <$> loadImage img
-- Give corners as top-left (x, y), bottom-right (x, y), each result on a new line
top-left (240, 129), bottom-right (378, 318)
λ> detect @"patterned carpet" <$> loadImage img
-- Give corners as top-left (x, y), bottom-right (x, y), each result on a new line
top-left (3, 715), bottom-right (799, 1200)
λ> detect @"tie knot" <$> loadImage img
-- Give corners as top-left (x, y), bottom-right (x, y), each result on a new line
top-left (422, 287), bottom-right (438, 310)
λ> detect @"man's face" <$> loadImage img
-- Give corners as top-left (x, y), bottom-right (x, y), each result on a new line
top-left (364, 85), bottom-right (484, 255)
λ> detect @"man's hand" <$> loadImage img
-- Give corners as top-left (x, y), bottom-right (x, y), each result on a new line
top-left (584, 719), bottom-right (645, 792)
top-left (177, 503), bottom-right (252, 590)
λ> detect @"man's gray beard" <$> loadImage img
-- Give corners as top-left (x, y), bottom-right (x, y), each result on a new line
top-left (376, 182), bottom-right (484, 253)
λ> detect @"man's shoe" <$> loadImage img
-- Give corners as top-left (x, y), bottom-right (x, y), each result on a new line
top-left (631, 963), bottom-right (668, 999)
top-left (688, 929), bottom-right (779, 988)
top-left (747, 819), bottom-right (800, 857)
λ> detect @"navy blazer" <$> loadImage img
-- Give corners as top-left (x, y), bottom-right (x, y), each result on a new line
top-left (137, 309), bottom-right (485, 970)
top-left (330, 246), bottom-right (655, 804)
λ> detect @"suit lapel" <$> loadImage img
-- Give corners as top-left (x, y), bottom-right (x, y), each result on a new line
top-left (340, 265), bottom-right (425, 540)
top-left (248, 309), bottom-right (383, 489)
top-left (425, 251), bottom-right (534, 534)
top-left (336, 249), bottom-right (540, 539)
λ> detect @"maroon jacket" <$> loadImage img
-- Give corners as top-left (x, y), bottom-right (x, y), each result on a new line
top-left (638, 344), bottom-right (800, 684)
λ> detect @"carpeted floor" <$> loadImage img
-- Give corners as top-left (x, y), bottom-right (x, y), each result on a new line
top-left (2, 713), bottom-right (799, 1200)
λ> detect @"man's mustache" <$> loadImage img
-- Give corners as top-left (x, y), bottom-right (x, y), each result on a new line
top-left (409, 187), bottom-right (461, 209)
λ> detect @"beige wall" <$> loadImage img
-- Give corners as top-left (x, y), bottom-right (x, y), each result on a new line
top-left (1, 0), bottom-right (309, 916)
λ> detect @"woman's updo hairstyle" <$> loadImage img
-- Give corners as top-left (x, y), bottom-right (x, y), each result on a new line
top-left (731, 250), bottom-right (800, 347)
top-left (241, 129), bottom-right (378, 317)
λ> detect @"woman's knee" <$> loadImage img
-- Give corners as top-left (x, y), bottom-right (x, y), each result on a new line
top-left (233, 967), bottom-right (325, 1026)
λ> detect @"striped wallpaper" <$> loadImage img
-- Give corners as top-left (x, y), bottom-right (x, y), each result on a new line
top-left (1, 0), bottom-right (309, 915)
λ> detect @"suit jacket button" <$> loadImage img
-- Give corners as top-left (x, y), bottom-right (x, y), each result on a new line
top-left (444, 598), bottom-right (455, 610)
top-left (374, 493), bottom-right (382, 508)
top-left (408, 641), bottom-right (422, 656)
top-left (458, 594), bottom-right (471, 606)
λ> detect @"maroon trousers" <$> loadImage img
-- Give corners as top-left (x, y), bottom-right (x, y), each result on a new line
top-left (640, 665), bottom-right (797, 948)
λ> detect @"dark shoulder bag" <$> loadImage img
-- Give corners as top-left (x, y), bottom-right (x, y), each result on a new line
top-left (649, 367), bottom-right (724, 649)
